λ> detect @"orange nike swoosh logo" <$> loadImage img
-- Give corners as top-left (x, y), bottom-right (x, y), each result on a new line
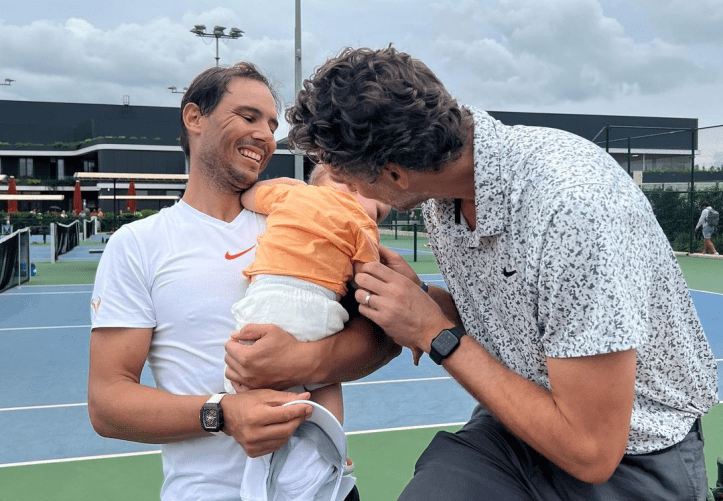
top-left (225, 246), bottom-right (256, 260)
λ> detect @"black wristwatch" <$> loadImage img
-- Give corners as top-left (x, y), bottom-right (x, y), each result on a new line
top-left (200, 393), bottom-right (226, 432)
top-left (429, 326), bottom-right (466, 365)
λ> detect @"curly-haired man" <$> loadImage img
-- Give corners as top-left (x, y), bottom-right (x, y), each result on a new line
top-left (287, 46), bottom-right (718, 501)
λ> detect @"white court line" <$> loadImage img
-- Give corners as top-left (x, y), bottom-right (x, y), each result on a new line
top-left (14, 284), bottom-right (93, 288)
top-left (344, 376), bottom-right (452, 386)
top-left (0, 450), bottom-right (161, 469)
top-left (0, 325), bottom-right (91, 332)
top-left (3, 291), bottom-right (91, 296)
top-left (0, 403), bottom-right (87, 412)
top-left (347, 421), bottom-right (467, 436)
top-left (689, 288), bottom-right (723, 297)
top-left (0, 422), bottom-right (469, 469)
top-left (0, 377), bottom-right (454, 413)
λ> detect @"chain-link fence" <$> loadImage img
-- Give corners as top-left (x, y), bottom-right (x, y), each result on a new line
top-left (594, 124), bottom-right (723, 253)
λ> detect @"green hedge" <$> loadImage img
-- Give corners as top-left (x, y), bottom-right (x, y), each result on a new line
top-left (643, 187), bottom-right (723, 252)
top-left (4, 190), bottom-right (719, 252)
top-left (1, 210), bottom-right (159, 234)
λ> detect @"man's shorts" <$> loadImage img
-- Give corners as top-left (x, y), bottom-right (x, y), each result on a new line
top-left (398, 405), bottom-right (708, 501)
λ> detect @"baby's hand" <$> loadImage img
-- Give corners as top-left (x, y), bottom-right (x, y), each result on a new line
top-left (411, 347), bottom-right (424, 366)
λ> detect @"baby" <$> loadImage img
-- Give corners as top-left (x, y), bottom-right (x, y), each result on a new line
top-left (226, 164), bottom-right (390, 501)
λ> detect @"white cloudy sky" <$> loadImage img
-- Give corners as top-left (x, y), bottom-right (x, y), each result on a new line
top-left (1, 0), bottom-right (722, 141)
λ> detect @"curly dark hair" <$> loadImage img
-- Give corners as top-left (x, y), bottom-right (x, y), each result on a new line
top-left (286, 46), bottom-right (467, 182)
top-left (179, 62), bottom-right (280, 158)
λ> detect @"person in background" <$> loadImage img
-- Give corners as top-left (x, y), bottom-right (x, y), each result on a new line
top-left (695, 201), bottom-right (719, 255)
top-left (88, 62), bottom-right (398, 501)
top-left (286, 46), bottom-right (718, 501)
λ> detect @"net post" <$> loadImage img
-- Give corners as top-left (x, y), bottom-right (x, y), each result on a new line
top-left (50, 223), bottom-right (56, 263)
top-left (413, 224), bottom-right (418, 262)
top-left (16, 229), bottom-right (21, 288)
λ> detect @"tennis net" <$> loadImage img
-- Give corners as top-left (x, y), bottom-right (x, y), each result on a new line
top-left (51, 220), bottom-right (81, 263)
top-left (83, 216), bottom-right (98, 239)
top-left (0, 227), bottom-right (31, 293)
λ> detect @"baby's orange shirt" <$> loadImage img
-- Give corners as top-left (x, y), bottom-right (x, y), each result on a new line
top-left (243, 184), bottom-right (380, 296)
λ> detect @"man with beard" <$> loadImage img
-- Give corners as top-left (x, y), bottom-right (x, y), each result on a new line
top-left (88, 62), bottom-right (398, 501)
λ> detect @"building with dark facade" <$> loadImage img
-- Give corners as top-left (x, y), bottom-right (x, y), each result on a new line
top-left (0, 99), bottom-right (296, 213)
top-left (489, 110), bottom-right (698, 173)
top-left (0, 98), bottom-right (698, 213)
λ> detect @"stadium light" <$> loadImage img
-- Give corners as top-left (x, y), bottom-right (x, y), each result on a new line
top-left (167, 86), bottom-right (187, 94)
top-left (1, 78), bottom-right (14, 86)
top-left (190, 24), bottom-right (244, 66)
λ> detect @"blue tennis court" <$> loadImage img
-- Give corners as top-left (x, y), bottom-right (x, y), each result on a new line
top-left (0, 278), bottom-right (478, 467)
top-left (1, 252), bottom-right (721, 499)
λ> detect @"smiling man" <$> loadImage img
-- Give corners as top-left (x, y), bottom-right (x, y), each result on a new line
top-left (87, 63), bottom-right (396, 501)
top-left (287, 47), bottom-right (719, 501)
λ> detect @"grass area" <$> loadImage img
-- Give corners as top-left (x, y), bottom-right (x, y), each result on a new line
top-left (704, 405), bottom-right (723, 489)
top-left (351, 425), bottom-right (460, 500)
top-left (0, 426), bottom-right (460, 501)
top-left (677, 255), bottom-right (723, 294)
top-left (30, 261), bottom-right (99, 285)
top-left (1, 411), bottom-right (720, 500)
top-left (0, 453), bottom-right (164, 501)
top-left (380, 231), bottom-right (440, 276)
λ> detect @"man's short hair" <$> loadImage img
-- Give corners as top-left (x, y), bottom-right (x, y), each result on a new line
top-left (701, 201), bottom-right (711, 209)
top-left (180, 62), bottom-right (280, 158)
top-left (286, 46), bottom-right (467, 182)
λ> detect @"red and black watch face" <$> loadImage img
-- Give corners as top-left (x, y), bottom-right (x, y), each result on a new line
top-left (203, 408), bottom-right (219, 428)
top-left (202, 405), bottom-right (223, 431)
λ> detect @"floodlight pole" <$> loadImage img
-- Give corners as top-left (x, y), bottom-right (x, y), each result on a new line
top-left (190, 25), bottom-right (244, 67)
top-left (294, 0), bottom-right (304, 180)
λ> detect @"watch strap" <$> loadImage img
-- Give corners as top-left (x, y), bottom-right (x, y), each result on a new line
top-left (205, 393), bottom-right (226, 405)
top-left (429, 326), bottom-right (465, 365)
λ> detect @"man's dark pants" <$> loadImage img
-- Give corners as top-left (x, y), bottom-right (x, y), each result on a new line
top-left (398, 406), bottom-right (708, 501)
top-left (345, 486), bottom-right (360, 501)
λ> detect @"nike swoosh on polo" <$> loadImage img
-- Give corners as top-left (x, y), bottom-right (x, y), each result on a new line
top-left (502, 267), bottom-right (516, 277)
top-left (225, 246), bottom-right (256, 260)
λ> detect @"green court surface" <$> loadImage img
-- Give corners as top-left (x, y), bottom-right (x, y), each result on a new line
top-left (30, 261), bottom-right (100, 285)
top-left (2, 253), bottom-right (721, 500)
top-left (677, 254), bottom-right (723, 294)
top-left (0, 426), bottom-right (460, 501)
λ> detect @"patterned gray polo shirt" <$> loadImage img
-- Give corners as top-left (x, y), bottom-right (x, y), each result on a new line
top-left (422, 107), bottom-right (718, 454)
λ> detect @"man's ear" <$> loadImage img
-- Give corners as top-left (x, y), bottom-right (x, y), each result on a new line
top-left (182, 102), bottom-right (203, 134)
top-left (382, 163), bottom-right (409, 190)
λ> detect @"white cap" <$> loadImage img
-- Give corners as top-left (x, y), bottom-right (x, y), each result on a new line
top-left (238, 400), bottom-right (355, 501)
top-left (284, 399), bottom-right (347, 466)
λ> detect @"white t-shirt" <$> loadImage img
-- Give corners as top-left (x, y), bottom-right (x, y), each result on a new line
top-left (91, 200), bottom-right (266, 501)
